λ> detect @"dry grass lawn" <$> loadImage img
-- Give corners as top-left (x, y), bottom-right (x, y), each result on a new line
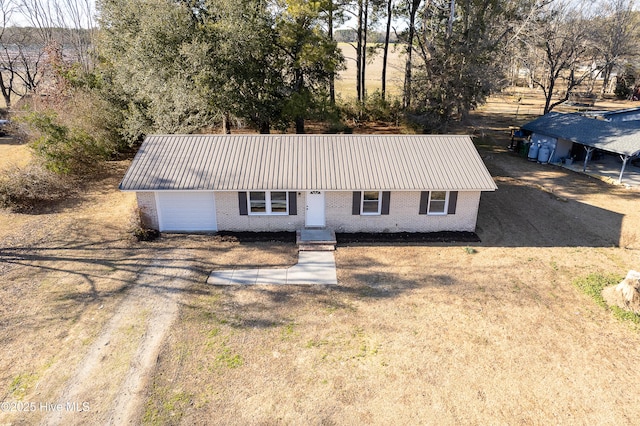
top-left (148, 244), bottom-right (639, 425)
top-left (1, 89), bottom-right (640, 425)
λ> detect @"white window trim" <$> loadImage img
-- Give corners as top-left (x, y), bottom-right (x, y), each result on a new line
top-left (427, 191), bottom-right (449, 215)
top-left (248, 191), bottom-right (289, 215)
top-left (361, 191), bottom-right (382, 215)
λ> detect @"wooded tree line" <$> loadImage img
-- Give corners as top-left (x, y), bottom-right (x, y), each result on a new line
top-left (1, 0), bottom-right (639, 146)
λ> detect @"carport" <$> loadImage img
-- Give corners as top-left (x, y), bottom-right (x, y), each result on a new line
top-left (522, 112), bottom-right (640, 185)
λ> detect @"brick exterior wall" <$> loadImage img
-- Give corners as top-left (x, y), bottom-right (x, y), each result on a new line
top-left (215, 191), bottom-right (306, 231)
top-left (138, 190), bottom-right (482, 233)
top-left (136, 192), bottom-right (159, 230)
top-left (326, 191), bottom-right (481, 233)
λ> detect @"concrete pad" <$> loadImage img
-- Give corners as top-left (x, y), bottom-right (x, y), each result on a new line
top-left (206, 271), bottom-right (235, 285)
top-left (286, 252), bottom-right (337, 285)
top-left (255, 268), bottom-right (288, 285)
top-left (563, 154), bottom-right (640, 188)
top-left (298, 251), bottom-right (336, 266)
top-left (208, 269), bottom-right (259, 285)
top-left (227, 269), bottom-right (259, 284)
top-left (208, 251), bottom-right (337, 286)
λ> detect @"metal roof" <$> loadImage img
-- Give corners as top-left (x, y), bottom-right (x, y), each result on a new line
top-left (522, 112), bottom-right (640, 157)
top-left (119, 134), bottom-right (497, 192)
top-left (600, 106), bottom-right (640, 118)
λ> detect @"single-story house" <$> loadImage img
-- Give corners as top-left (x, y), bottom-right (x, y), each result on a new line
top-left (521, 112), bottom-right (640, 183)
top-left (119, 134), bottom-right (497, 233)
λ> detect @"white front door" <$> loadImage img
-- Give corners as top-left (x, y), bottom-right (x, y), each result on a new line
top-left (305, 191), bottom-right (325, 227)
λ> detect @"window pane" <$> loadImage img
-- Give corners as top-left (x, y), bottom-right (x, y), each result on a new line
top-left (271, 192), bottom-right (288, 213)
top-left (249, 191), bottom-right (266, 213)
top-left (362, 191), bottom-right (381, 214)
top-left (363, 191), bottom-right (380, 201)
top-left (431, 191), bottom-right (446, 201)
top-left (362, 201), bottom-right (379, 213)
top-left (429, 201), bottom-right (446, 213)
top-left (429, 191), bottom-right (446, 213)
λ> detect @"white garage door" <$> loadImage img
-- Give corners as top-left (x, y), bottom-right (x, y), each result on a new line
top-left (156, 192), bottom-right (217, 232)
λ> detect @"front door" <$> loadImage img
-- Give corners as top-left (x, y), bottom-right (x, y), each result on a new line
top-left (305, 191), bottom-right (325, 227)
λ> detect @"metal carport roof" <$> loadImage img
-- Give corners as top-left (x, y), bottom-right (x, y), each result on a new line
top-left (521, 112), bottom-right (640, 157)
top-left (522, 112), bottom-right (640, 183)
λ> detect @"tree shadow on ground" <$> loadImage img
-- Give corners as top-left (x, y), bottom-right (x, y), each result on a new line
top-left (190, 256), bottom-right (462, 331)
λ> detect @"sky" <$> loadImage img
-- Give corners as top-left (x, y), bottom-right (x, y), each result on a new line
top-left (8, 0), bottom-right (97, 29)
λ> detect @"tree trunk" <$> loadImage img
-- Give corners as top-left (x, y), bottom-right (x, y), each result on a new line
top-left (356, 0), bottom-right (363, 102)
top-left (601, 63), bottom-right (614, 96)
top-left (403, 0), bottom-right (420, 109)
top-left (328, 1), bottom-right (335, 105)
top-left (447, 0), bottom-right (455, 37)
top-left (259, 120), bottom-right (270, 134)
top-left (222, 113), bottom-right (232, 134)
top-left (0, 73), bottom-right (11, 109)
top-left (543, 78), bottom-right (554, 114)
top-left (381, 0), bottom-right (393, 101)
top-left (294, 72), bottom-right (305, 134)
top-left (361, 0), bottom-right (369, 101)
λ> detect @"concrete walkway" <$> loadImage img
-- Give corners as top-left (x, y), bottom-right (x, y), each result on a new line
top-left (207, 251), bottom-right (337, 285)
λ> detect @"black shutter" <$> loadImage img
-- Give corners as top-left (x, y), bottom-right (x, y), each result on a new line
top-left (288, 192), bottom-right (297, 215)
top-left (419, 191), bottom-right (429, 215)
top-left (352, 191), bottom-right (361, 215)
top-left (238, 192), bottom-right (248, 215)
top-left (381, 191), bottom-right (390, 215)
top-left (447, 191), bottom-right (458, 214)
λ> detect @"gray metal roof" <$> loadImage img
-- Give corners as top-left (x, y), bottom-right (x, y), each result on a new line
top-left (600, 106), bottom-right (640, 118)
top-left (119, 134), bottom-right (497, 192)
top-left (522, 112), bottom-right (640, 157)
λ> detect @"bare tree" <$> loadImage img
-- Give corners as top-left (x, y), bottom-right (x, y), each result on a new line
top-left (57, 0), bottom-right (96, 73)
top-left (593, 0), bottom-right (638, 96)
top-left (3, 0), bottom-right (97, 101)
top-left (16, 0), bottom-right (58, 43)
top-left (18, 0), bottom-right (96, 73)
top-left (0, 1), bottom-right (48, 106)
top-left (520, 1), bottom-right (600, 114)
top-left (0, 0), bottom-right (16, 107)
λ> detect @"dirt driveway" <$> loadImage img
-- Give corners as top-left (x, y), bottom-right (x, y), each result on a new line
top-left (0, 161), bottom-right (296, 425)
top-left (477, 144), bottom-right (639, 249)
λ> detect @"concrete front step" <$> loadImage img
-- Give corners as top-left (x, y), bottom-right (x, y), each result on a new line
top-left (296, 229), bottom-right (337, 251)
top-left (298, 244), bottom-right (336, 251)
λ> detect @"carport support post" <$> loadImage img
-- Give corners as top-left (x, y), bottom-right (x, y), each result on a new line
top-left (583, 147), bottom-right (595, 172)
top-left (618, 155), bottom-right (630, 184)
